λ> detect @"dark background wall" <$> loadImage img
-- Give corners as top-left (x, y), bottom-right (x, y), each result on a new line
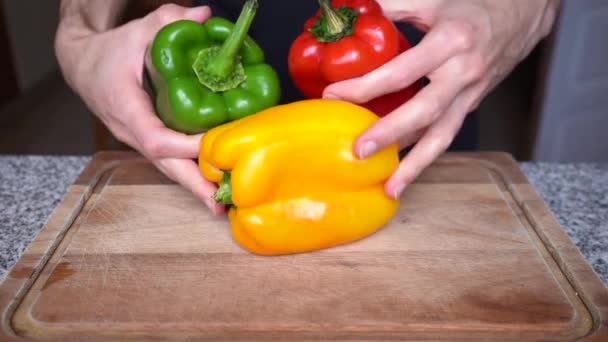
top-left (0, 1), bottom-right (606, 162)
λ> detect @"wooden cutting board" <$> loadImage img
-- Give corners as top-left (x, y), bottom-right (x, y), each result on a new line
top-left (1, 151), bottom-right (607, 341)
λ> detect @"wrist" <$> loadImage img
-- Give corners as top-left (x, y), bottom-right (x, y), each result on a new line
top-left (55, 0), bottom-right (128, 89)
top-left (54, 22), bottom-right (93, 93)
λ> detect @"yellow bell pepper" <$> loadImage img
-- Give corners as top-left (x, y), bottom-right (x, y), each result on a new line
top-left (198, 99), bottom-right (399, 255)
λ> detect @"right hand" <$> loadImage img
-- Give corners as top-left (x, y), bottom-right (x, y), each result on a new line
top-left (55, 4), bottom-right (225, 215)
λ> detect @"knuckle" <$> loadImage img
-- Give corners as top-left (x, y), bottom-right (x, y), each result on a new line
top-left (350, 85), bottom-right (369, 103)
top-left (420, 96), bottom-right (442, 122)
top-left (349, 66), bottom-right (397, 103)
top-left (382, 117), bottom-right (405, 145)
top-left (382, 68), bottom-right (406, 92)
top-left (386, 124), bottom-right (403, 145)
top-left (155, 4), bottom-right (181, 24)
top-left (446, 57), bottom-right (468, 80)
top-left (344, 81), bottom-right (374, 103)
top-left (426, 130), bottom-right (452, 153)
top-left (434, 28), bottom-right (451, 49)
top-left (465, 53), bottom-right (487, 82)
top-left (141, 135), bottom-right (165, 159)
top-left (407, 97), bottom-right (441, 128)
top-left (448, 21), bottom-right (475, 52)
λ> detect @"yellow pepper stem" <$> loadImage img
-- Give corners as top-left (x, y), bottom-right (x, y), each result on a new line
top-left (213, 171), bottom-right (234, 206)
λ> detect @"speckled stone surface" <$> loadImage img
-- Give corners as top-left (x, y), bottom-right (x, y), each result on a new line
top-left (521, 162), bottom-right (608, 286)
top-left (0, 156), bottom-right (90, 281)
top-left (0, 156), bottom-right (606, 287)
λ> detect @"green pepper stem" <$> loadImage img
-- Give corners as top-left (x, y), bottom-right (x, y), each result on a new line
top-left (318, 0), bottom-right (345, 34)
top-left (205, 0), bottom-right (258, 79)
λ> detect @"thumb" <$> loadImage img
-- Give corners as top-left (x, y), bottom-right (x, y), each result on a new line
top-left (144, 4), bottom-right (211, 30)
top-left (136, 5), bottom-right (211, 51)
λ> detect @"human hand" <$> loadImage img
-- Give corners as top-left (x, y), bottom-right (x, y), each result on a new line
top-left (322, 0), bottom-right (560, 198)
top-left (55, 4), bottom-right (225, 215)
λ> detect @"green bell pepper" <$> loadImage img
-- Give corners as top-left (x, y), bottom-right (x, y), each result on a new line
top-left (146, 0), bottom-right (281, 134)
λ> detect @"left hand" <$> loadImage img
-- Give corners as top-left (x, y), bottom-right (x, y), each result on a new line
top-left (55, 3), bottom-right (226, 215)
top-left (322, 0), bottom-right (560, 198)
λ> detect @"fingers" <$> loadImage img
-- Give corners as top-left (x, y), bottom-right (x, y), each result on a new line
top-left (99, 111), bottom-right (218, 214)
top-left (385, 85), bottom-right (481, 198)
top-left (134, 122), bottom-right (203, 160)
top-left (109, 99), bottom-right (221, 214)
top-left (385, 114), bottom-right (460, 198)
top-left (135, 4), bottom-right (211, 45)
top-left (122, 85), bottom-right (203, 160)
top-left (353, 72), bottom-right (463, 159)
top-left (155, 158), bottom-right (226, 215)
top-left (322, 19), bottom-right (474, 103)
top-left (99, 107), bottom-right (222, 215)
top-left (105, 84), bottom-right (215, 216)
top-left (398, 127), bottom-right (426, 150)
top-left (146, 3), bottom-right (211, 27)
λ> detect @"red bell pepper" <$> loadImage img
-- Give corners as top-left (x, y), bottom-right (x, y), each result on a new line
top-left (288, 0), bottom-right (422, 117)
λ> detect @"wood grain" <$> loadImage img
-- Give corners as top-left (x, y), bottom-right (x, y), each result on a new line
top-left (1, 151), bottom-right (606, 341)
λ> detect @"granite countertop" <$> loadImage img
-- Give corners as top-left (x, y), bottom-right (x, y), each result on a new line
top-left (0, 155), bottom-right (607, 286)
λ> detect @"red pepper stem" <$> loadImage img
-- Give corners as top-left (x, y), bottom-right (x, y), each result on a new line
top-left (318, 0), bottom-right (345, 34)
top-left (309, 0), bottom-right (357, 43)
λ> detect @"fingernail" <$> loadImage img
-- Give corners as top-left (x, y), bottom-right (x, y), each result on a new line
top-left (359, 141), bottom-right (377, 158)
top-left (393, 182), bottom-right (406, 199)
top-left (323, 92), bottom-right (340, 100)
